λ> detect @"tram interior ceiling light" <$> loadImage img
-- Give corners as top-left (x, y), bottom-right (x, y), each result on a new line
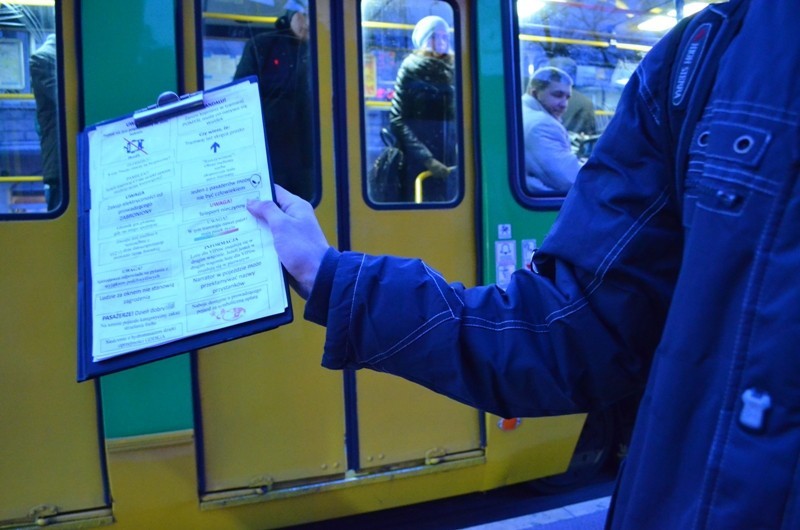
top-left (1, 0), bottom-right (55, 6)
top-left (637, 2), bottom-right (709, 32)
top-left (517, 0), bottom-right (546, 19)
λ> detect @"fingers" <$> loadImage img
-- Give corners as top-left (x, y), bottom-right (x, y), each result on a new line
top-left (246, 197), bottom-right (281, 222)
top-left (247, 183), bottom-right (295, 216)
top-left (246, 184), bottom-right (313, 226)
top-left (272, 184), bottom-right (294, 210)
top-left (245, 186), bottom-right (329, 300)
top-left (432, 161), bottom-right (450, 178)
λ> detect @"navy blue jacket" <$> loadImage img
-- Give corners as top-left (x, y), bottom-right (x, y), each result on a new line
top-left (306, 1), bottom-right (799, 527)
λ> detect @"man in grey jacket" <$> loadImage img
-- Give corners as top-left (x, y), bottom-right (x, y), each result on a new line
top-left (521, 67), bottom-right (581, 194)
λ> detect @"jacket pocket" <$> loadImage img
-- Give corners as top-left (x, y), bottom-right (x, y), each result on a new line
top-left (682, 114), bottom-right (781, 229)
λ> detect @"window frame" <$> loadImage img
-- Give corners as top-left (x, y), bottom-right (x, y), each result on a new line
top-left (0, 2), bottom-right (68, 221)
top-left (357, 0), bottom-right (466, 210)
top-left (506, 0), bottom-right (680, 211)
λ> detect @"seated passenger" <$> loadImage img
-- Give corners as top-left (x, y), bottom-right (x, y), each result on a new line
top-left (522, 66), bottom-right (581, 194)
top-left (549, 56), bottom-right (598, 136)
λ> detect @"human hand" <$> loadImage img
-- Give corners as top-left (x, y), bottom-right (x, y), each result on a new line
top-left (247, 185), bottom-right (330, 299)
top-left (425, 158), bottom-right (451, 179)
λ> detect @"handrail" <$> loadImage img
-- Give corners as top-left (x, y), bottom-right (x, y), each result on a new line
top-left (414, 170), bottom-right (433, 204)
top-left (414, 167), bottom-right (456, 204)
top-left (0, 176), bottom-right (43, 182)
top-left (202, 12), bottom-right (277, 24)
top-left (364, 100), bottom-right (392, 109)
top-left (519, 33), bottom-right (654, 53)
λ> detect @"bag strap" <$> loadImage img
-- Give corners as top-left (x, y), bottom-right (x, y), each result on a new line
top-left (380, 127), bottom-right (398, 148)
top-left (668, 0), bottom-right (751, 210)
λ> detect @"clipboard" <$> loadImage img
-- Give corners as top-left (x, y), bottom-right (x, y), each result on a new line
top-left (77, 77), bottom-right (292, 381)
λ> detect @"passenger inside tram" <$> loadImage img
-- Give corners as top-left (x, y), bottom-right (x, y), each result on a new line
top-left (549, 56), bottom-right (597, 137)
top-left (233, 0), bottom-right (314, 201)
top-left (521, 66), bottom-right (582, 194)
top-left (387, 14), bottom-right (458, 202)
top-left (29, 33), bottom-right (60, 211)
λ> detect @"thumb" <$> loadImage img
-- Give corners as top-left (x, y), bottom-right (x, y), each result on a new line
top-left (246, 197), bottom-right (283, 224)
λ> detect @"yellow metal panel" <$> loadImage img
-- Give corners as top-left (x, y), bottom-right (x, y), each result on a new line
top-left (98, 417), bottom-right (584, 529)
top-left (357, 372), bottom-right (481, 468)
top-left (104, 439), bottom-right (488, 529)
top-left (0, 1), bottom-right (107, 522)
top-left (196, 2), bottom-right (347, 492)
top-left (482, 413), bottom-right (587, 488)
top-left (198, 318), bottom-right (346, 490)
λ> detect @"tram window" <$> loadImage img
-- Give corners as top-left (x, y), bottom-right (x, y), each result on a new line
top-left (361, 0), bottom-right (462, 207)
top-left (0, 2), bottom-right (65, 218)
top-left (199, 0), bottom-right (320, 204)
top-left (513, 0), bottom-right (717, 204)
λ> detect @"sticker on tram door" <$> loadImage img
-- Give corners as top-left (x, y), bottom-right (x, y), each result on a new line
top-left (521, 239), bottom-right (537, 271)
top-left (494, 240), bottom-right (517, 290)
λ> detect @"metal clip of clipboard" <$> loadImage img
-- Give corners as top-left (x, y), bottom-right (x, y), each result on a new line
top-left (133, 90), bottom-right (205, 128)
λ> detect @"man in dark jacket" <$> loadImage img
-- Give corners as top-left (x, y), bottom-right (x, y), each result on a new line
top-left (234, 2), bottom-right (314, 201)
top-left (247, 1), bottom-right (800, 528)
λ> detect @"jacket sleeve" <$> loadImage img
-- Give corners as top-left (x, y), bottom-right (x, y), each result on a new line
top-left (310, 28), bottom-right (686, 419)
top-left (29, 51), bottom-right (56, 105)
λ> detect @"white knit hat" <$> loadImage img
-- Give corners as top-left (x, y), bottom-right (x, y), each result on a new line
top-left (284, 0), bottom-right (307, 13)
top-left (411, 15), bottom-right (450, 50)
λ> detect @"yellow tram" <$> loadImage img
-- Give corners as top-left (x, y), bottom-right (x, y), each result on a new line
top-left (0, 1), bottom-right (696, 527)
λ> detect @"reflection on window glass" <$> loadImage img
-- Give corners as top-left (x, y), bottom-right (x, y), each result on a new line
top-left (516, 0), bottom-right (711, 198)
top-left (361, 0), bottom-right (460, 205)
top-left (201, 0), bottom-right (317, 202)
top-left (0, 2), bottom-right (62, 216)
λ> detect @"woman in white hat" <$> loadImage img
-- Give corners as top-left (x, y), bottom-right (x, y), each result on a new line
top-left (387, 15), bottom-right (458, 203)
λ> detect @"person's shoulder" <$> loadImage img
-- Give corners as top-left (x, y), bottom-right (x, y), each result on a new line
top-left (395, 52), bottom-right (424, 79)
top-left (401, 52), bottom-right (424, 67)
top-left (250, 26), bottom-right (298, 46)
top-left (531, 113), bottom-right (567, 140)
top-left (523, 108), bottom-right (555, 136)
top-left (521, 93), bottom-right (539, 108)
top-left (570, 89), bottom-right (593, 107)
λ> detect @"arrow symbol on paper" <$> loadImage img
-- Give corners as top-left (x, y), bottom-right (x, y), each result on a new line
top-left (210, 142), bottom-right (221, 153)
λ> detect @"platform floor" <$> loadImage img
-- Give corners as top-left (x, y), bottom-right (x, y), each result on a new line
top-left (288, 468), bottom-right (616, 530)
top-left (461, 496), bottom-right (610, 530)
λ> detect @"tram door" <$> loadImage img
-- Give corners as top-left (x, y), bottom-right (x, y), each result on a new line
top-left (0, 2), bottom-right (109, 527)
top-left (194, 1), bottom-right (347, 496)
top-left (343, 1), bottom-right (480, 470)
top-left (193, 0), bottom-right (478, 501)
